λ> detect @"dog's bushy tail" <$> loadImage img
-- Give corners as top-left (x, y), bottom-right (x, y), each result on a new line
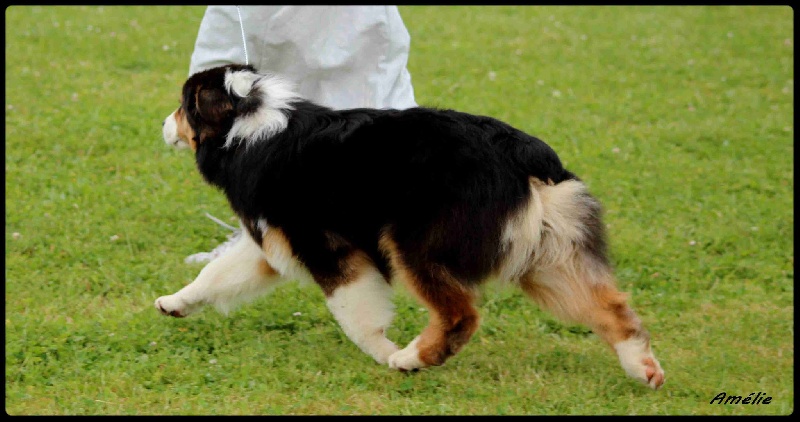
top-left (497, 177), bottom-right (610, 283)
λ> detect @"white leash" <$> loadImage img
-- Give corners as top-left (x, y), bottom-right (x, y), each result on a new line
top-left (203, 212), bottom-right (239, 232)
top-left (236, 6), bottom-right (249, 65)
top-left (186, 6), bottom-right (249, 264)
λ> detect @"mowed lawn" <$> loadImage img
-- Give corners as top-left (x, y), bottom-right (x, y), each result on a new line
top-left (5, 6), bottom-right (793, 415)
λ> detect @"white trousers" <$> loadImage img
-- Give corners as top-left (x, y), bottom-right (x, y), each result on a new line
top-left (189, 6), bottom-right (417, 110)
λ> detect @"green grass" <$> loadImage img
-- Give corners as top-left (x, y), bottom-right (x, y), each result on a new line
top-left (5, 5), bottom-right (793, 415)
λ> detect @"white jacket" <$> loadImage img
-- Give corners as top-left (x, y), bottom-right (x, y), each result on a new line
top-left (189, 6), bottom-right (417, 110)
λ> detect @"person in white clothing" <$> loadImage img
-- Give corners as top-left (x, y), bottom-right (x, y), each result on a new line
top-left (184, 6), bottom-right (418, 263)
top-left (189, 5), bottom-right (417, 109)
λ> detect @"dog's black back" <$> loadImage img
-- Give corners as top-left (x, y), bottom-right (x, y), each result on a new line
top-left (196, 97), bottom-right (577, 287)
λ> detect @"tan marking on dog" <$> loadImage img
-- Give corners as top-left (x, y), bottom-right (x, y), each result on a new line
top-left (319, 249), bottom-right (379, 297)
top-left (264, 227), bottom-right (378, 296)
top-left (259, 227), bottom-right (313, 287)
top-left (262, 227), bottom-right (289, 256)
top-left (174, 107), bottom-right (197, 151)
top-left (257, 258), bottom-right (279, 277)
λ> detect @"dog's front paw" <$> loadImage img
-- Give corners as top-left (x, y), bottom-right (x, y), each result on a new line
top-left (388, 336), bottom-right (426, 371)
top-left (369, 339), bottom-right (401, 365)
top-left (155, 294), bottom-right (192, 318)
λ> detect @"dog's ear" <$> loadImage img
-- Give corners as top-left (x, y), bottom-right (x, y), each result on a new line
top-left (225, 71), bottom-right (263, 115)
top-left (195, 86), bottom-right (233, 125)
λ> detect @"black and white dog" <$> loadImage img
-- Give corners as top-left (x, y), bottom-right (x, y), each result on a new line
top-left (156, 64), bottom-right (664, 389)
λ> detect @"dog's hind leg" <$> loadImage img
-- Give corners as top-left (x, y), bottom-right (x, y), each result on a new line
top-left (155, 232), bottom-right (284, 317)
top-left (510, 177), bottom-right (664, 389)
top-left (520, 257), bottom-right (665, 389)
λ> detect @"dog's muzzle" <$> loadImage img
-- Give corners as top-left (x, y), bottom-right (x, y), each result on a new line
top-left (162, 111), bottom-right (186, 148)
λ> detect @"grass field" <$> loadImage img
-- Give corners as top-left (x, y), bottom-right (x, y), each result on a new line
top-left (5, 5), bottom-right (794, 415)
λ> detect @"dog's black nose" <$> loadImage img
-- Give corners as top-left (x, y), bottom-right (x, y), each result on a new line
top-left (162, 120), bottom-right (166, 127)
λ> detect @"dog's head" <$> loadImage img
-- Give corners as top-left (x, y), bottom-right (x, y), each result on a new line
top-left (162, 64), bottom-right (300, 151)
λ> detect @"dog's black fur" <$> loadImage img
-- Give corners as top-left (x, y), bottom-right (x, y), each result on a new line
top-left (183, 65), bottom-right (605, 295)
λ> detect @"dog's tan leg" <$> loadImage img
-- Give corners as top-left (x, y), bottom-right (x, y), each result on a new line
top-left (155, 233), bottom-right (284, 317)
top-left (325, 266), bottom-right (400, 364)
top-left (388, 280), bottom-right (480, 371)
top-left (380, 235), bottom-right (480, 370)
top-left (521, 257), bottom-right (665, 389)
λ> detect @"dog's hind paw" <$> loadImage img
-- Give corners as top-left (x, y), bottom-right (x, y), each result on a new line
top-left (642, 357), bottom-right (665, 390)
top-left (615, 338), bottom-right (665, 390)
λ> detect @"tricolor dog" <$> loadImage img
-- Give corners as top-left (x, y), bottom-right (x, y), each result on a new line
top-left (156, 64), bottom-right (665, 389)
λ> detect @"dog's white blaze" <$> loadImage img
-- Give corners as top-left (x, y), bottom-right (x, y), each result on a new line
top-left (326, 268), bottom-right (399, 364)
top-left (223, 69), bottom-right (301, 149)
top-left (162, 111), bottom-right (188, 149)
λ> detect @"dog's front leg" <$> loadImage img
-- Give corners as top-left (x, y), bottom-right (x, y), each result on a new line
top-left (324, 266), bottom-right (400, 365)
top-left (155, 232), bottom-right (284, 317)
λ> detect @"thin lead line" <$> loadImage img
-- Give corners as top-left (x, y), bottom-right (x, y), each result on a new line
top-left (236, 6), bottom-right (249, 65)
top-left (204, 212), bottom-right (239, 232)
